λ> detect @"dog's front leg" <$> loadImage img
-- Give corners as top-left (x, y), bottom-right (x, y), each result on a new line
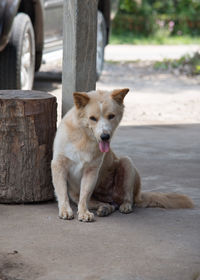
top-left (51, 156), bottom-right (74, 220)
top-left (78, 167), bottom-right (99, 222)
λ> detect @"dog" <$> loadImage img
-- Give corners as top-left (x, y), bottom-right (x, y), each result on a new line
top-left (51, 88), bottom-right (194, 222)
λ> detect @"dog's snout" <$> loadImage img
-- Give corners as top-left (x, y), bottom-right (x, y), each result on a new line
top-left (100, 133), bottom-right (110, 141)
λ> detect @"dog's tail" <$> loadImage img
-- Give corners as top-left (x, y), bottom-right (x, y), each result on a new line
top-left (133, 170), bottom-right (194, 209)
top-left (135, 191), bottom-right (194, 209)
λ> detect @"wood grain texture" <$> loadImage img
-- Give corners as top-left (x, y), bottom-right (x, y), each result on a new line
top-left (0, 90), bottom-right (57, 203)
top-left (62, 0), bottom-right (98, 114)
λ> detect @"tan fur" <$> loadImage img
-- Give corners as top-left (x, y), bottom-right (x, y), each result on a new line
top-left (73, 92), bottom-right (90, 108)
top-left (51, 89), bottom-right (194, 222)
top-left (136, 191), bottom-right (194, 209)
top-left (111, 88), bottom-right (129, 105)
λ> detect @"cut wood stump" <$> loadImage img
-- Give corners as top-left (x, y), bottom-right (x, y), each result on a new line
top-left (0, 90), bottom-right (57, 203)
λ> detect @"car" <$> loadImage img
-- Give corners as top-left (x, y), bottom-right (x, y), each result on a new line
top-left (0, 0), bottom-right (119, 90)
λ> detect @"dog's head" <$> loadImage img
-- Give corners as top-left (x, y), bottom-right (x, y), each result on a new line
top-left (73, 88), bottom-right (129, 153)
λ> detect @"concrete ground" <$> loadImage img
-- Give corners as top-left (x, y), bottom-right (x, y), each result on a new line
top-left (1, 45), bottom-right (200, 280)
top-left (1, 125), bottom-right (200, 280)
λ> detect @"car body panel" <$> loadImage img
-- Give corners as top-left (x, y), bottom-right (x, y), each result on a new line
top-left (42, 0), bottom-right (118, 52)
top-left (43, 0), bottom-right (63, 52)
top-left (31, 0), bottom-right (44, 58)
top-left (0, 0), bottom-right (119, 63)
top-left (0, 0), bottom-right (20, 51)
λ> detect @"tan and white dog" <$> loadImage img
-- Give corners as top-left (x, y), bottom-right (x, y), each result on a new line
top-left (51, 88), bottom-right (194, 222)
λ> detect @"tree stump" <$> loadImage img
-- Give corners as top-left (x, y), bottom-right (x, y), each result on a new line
top-left (0, 90), bottom-right (57, 203)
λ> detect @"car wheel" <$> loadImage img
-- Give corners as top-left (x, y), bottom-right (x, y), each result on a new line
top-left (0, 13), bottom-right (35, 90)
top-left (35, 50), bottom-right (43, 72)
top-left (96, 11), bottom-right (107, 80)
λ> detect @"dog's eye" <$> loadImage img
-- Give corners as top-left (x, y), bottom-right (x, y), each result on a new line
top-left (89, 116), bottom-right (97, 122)
top-left (108, 114), bottom-right (115, 120)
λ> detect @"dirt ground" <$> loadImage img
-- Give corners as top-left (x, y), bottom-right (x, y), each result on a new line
top-left (34, 56), bottom-right (200, 126)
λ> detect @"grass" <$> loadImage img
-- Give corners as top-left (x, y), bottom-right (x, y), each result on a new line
top-left (110, 32), bottom-right (200, 45)
top-left (154, 52), bottom-right (200, 75)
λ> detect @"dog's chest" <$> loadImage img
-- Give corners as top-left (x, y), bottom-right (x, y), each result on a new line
top-left (68, 161), bottom-right (84, 186)
top-left (64, 141), bottom-right (95, 164)
top-left (64, 141), bottom-right (101, 185)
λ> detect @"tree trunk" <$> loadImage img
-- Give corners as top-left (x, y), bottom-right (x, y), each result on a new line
top-left (0, 90), bottom-right (57, 203)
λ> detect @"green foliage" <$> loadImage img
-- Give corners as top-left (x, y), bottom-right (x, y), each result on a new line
top-left (113, 0), bottom-right (200, 36)
top-left (154, 52), bottom-right (200, 75)
top-left (119, 0), bottom-right (138, 13)
top-left (110, 32), bottom-right (200, 45)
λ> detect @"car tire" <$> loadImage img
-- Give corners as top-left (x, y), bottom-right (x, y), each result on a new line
top-left (96, 11), bottom-right (107, 80)
top-left (35, 51), bottom-right (43, 72)
top-left (0, 13), bottom-right (35, 90)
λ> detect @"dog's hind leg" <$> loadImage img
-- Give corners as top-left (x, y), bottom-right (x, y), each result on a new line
top-left (116, 156), bottom-right (138, 214)
top-left (69, 188), bottom-right (115, 217)
top-left (51, 155), bottom-right (74, 220)
top-left (89, 199), bottom-right (116, 217)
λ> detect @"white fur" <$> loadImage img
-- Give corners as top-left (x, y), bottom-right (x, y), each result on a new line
top-left (52, 89), bottom-right (126, 222)
top-left (51, 88), bottom-right (194, 223)
top-left (95, 117), bottom-right (112, 139)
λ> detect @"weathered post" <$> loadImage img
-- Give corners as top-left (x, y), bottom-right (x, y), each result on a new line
top-left (62, 0), bottom-right (98, 115)
top-left (0, 90), bottom-right (57, 203)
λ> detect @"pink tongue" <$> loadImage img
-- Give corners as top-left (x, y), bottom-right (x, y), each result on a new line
top-left (99, 141), bottom-right (110, 153)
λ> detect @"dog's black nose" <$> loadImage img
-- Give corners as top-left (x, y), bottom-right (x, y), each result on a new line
top-left (100, 133), bottom-right (110, 141)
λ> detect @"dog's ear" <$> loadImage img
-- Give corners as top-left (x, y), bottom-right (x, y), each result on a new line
top-left (73, 92), bottom-right (90, 109)
top-left (111, 88), bottom-right (129, 105)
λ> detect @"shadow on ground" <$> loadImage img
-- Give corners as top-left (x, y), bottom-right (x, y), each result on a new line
top-left (33, 71), bottom-right (62, 92)
top-left (100, 61), bottom-right (200, 94)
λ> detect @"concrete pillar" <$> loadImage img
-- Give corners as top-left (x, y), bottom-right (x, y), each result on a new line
top-left (62, 0), bottom-right (98, 115)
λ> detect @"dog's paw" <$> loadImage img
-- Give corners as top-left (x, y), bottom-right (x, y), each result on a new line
top-left (59, 206), bottom-right (74, 220)
top-left (119, 202), bottom-right (133, 214)
top-left (96, 205), bottom-right (115, 217)
top-left (78, 210), bottom-right (94, 222)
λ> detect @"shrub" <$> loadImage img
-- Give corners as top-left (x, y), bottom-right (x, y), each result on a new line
top-left (154, 52), bottom-right (200, 75)
top-left (113, 0), bottom-right (200, 36)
